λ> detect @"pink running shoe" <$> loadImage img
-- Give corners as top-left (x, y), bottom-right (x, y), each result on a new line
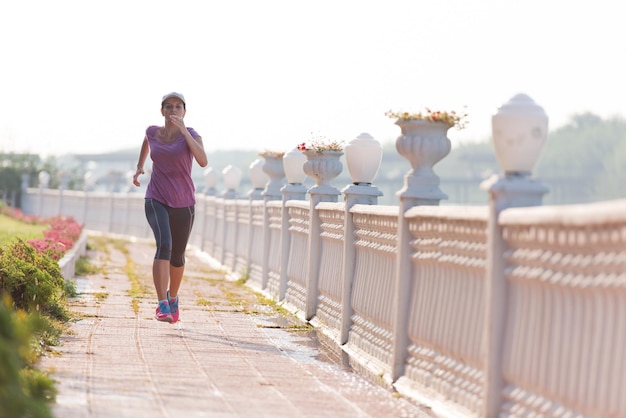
top-left (155, 300), bottom-right (173, 323)
top-left (167, 291), bottom-right (179, 324)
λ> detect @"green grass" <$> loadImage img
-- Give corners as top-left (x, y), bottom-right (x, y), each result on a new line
top-left (75, 255), bottom-right (101, 276)
top-left (93, 292), bottom-right (109, 302)
top-left (0, 214), bottom-right (46, 245)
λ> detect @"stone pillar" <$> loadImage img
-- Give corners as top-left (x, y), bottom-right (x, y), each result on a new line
top-left (248, 158), bottom-right (267, 286)
top-left (340, 132), bottom-right (384, 344)
top-left (38, 171), bottom-right (50, 219)
top-left (221, 165), bottom-right (242, 267)
top-left (278, 149), bottom-right (308, 300)
top-left (481, 94), bottom-right (550, 418)
top-left (278, 183), bottom-right (307, 300)
top-left (339, 183), bottom-right (382, 344)
top-left (201, 168), bottom-right (219, 253)
top-left (260, 154), bottom-right (285, 289)
top-left (391, 120), bottom-right (453, 380)
top-left (302, 150), bottom-right (343, 320)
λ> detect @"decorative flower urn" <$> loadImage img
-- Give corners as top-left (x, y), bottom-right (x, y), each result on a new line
top-left (395, 119), bottom-right (451, 203)
top-left (260, 153), bottom-right (285, 200)
top-left (302, 149), bottom-right (343, 198)
top-left (492, 93), bottom-right (548, 175)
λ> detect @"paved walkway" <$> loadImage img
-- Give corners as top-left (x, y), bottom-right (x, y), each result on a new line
top-left (41, 235), bottom-right (434, 418)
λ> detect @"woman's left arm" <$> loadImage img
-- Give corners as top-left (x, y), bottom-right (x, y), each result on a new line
top-left (183, 130), bottom-right (208, 167)
top-left (170, 115), bottom-right (208, 167)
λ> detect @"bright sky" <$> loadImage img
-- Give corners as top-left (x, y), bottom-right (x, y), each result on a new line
top-left (1, 0), bottom-right (625, 157)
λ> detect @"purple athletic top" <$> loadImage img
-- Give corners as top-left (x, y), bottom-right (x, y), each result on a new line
top-left (144, 125), bottom-right (200, 208)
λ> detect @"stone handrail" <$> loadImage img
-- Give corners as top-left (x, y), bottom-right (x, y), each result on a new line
top-left (20, 187), bottom-right (626, 417)
top-left (497, 201), bottom-right (626, 417)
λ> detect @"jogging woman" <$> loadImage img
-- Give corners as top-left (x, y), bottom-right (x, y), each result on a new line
top-left (132, 92), bottom-right (208, 323)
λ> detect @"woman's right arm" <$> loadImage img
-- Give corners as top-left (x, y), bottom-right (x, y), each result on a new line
top-left (133, 136), bottom-right (149, 187)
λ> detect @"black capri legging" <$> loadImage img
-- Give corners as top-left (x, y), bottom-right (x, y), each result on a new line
top-left (145, 198), bottom-right (195, 267)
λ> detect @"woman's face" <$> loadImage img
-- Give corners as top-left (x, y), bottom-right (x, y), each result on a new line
top-left (161, 98), bottom-right (186, 119)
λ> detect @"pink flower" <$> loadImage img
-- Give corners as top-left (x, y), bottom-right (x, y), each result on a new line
top-left (24, 215), bottom-right (83, 258)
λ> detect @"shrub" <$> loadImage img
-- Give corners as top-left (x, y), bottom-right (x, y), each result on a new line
top-left (0, 295), bottom-right (56, 418)
top-left (0, 240), bottom-right (67, 321)
top-left (0, 207), bottom-right (82, 416)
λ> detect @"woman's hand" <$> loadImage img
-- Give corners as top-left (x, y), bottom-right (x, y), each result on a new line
top-left (133, 166), bottom-right (144, 187)
top-left (169, 115), bottom-right (187, 134)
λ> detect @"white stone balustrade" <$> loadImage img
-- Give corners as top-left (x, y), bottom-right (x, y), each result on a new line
top-left (22, 186), bottom-right (626, 417)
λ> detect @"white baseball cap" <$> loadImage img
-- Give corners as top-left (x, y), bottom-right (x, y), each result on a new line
top-left (161, 92), bottom-right (186, 106)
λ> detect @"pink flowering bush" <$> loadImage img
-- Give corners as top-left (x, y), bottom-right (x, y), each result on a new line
top-left (26, 239), bottom-right (68, 260)
top-left (1, 204), bottom-right (83, 261)
top-left (27, 216), bottom-right (83, 260)
top-left (0, 206), bottom-right (43, 225)
top-left (0, 206), bottom-right (84, 260)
